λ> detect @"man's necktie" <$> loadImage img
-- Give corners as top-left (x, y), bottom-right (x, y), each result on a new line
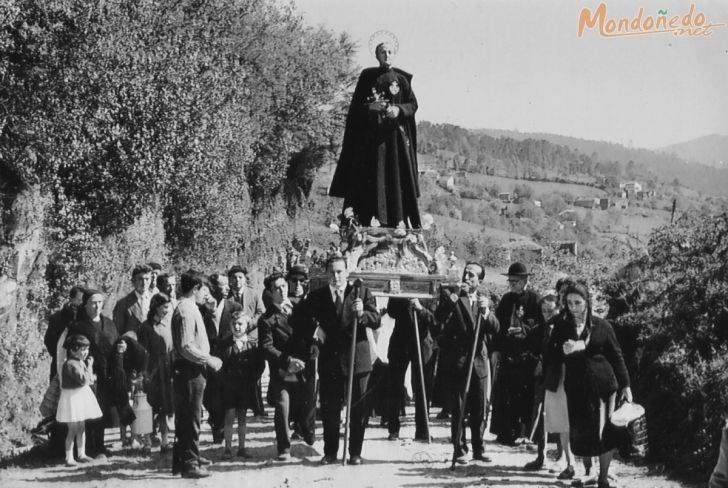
top-left (335, 290), bottom-right (343, 318)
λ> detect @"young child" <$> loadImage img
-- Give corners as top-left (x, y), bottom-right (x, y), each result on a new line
top-left (56, 334), bottom-right (103, 466)
top-left (219, 311), bottom-right (264, 458)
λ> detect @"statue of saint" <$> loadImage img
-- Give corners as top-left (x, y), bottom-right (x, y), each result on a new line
top-left (329, 35), bottom-right (421, 228)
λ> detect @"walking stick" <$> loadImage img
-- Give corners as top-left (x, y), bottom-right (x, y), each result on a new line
top-left (528, 401), bottom-right (543, 442)
top-left (342, 279), bottom-right (362, 466)
top-left (450, 304), bottom-right (483, 470)
top-left (412, 308), bottom-right (431, 443)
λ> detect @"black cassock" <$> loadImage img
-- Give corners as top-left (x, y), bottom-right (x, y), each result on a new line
top-left (330, 66), bottom-right (421, 228)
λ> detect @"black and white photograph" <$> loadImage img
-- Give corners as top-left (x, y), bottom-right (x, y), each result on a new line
top-left (1, 0), bottom-right (727, 487)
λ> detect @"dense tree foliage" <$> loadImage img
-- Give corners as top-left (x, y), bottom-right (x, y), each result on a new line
top-left (617, 212), bottom-right (728, 476)
top-left (1, 0), bottom-right (356, 286)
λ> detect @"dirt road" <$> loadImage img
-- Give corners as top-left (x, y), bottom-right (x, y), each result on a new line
top-left (0, 406), bottom-right (697, 488)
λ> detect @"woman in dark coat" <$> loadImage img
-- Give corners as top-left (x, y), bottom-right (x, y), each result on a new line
top-left (547, 282), bottom-right (632, 488)
top-left (68, 289), bottom-right (119, 458)
top-left (137, 293), bottom-right (175, 450)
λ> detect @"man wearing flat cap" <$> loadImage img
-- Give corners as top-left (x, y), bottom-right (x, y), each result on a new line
top-left (490, 263), bottom-right (543, 445)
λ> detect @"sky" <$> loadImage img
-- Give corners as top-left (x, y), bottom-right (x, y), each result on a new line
top-left (292, 0), bottom-right (728, 149)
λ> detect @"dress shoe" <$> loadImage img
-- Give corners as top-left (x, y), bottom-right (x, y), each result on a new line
top-left (198, 455), bottom-right (212, 466)
top-left (524, 456), bottom-right (544, 470)
top-left (303, 432), bottom-right (316, 446)
top-left (557, 465), bottom-right (575, 480)
top-left (180, 466), bottom-right (210, 479)
top-left (277, 450), bottom-right (291, 461)
top-left (455, 454), bottom-right (469, 465)
top-left (347, 455), bottom-right (363, 465)
top-left (237, 448), bottom-right (252, 459)
top-left (387, 432), bottom-right (399, 441)
top-left (320, 455), bottom-right (337, 465)
top-left (473, 453), bottom-right (492, 462)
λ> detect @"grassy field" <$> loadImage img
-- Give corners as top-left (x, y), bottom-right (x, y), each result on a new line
top-left (463, 173), bottom-right (607, 198)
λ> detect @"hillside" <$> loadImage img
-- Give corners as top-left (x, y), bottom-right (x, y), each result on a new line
top-left (467, 127), bottom-right (728, 196)
top-left (662, 134), bottom-right (728, 169)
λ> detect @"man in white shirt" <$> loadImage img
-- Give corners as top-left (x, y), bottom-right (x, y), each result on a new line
top-left (170, 271), bottom-right (222, 479)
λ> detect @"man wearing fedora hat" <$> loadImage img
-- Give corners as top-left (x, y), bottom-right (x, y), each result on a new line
top-left (490, 262), bottom-right (543, 445)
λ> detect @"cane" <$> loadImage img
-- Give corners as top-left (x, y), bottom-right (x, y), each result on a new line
top-left (412, 307), bottom-right (431, 443)
top-left (450, 303), bottom-right (483, 470)
top-left (342, 279), bottom-right (362, 466)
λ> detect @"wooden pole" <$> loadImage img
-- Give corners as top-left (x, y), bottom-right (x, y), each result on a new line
top-left (412, 310), bottom-right (431, 443)
top-left (342, 281), bottom-right (361, 465)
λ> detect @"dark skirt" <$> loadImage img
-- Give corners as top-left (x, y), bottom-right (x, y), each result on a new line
top-left (145, 356), bottom-right (174, 416)
top-left (566, 387), bottom-right (618, 457)
top-left (221, 376), bottom-right (259, 411)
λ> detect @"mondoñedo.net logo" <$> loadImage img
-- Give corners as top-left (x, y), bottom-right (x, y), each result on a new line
top-left (577, 3), bottom-right (725, 38)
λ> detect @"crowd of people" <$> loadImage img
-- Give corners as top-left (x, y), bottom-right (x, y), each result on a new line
top-left (39, 258), bottom-right (633, 488)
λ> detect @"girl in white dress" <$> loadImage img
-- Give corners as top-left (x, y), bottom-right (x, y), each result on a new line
top-left (56, 334), bottom-right (103, 466)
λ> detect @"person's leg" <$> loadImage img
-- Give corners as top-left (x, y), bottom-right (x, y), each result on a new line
top-left (272, 381), bottom-right (292, 454)
top-left (412, 357), bottom-right (431, 439)
top-left (349, 373), bottom-right (370, 458)
top-left (449, 375), bottom-right (468, 459)
top-left (555, 432), bottom-right (576, 479)
top-left (297, 373), bottom-right (317, 445)
top-left (76, 422), bottom-right (91, 461)
top-left (386, 360), bottom-right (408, 437)
top-left (237, 409), bottom-right (248, 455)
top-left (597, 394), bottom-right (616, 486)
top-left (64, 422), bottom-right (77, 465)
top-left (224, 408), bottom-right (235, 454)
top-left (469, 375), bottom-right (487, 458)
top-left (319, 374), bottom-right (343, 458)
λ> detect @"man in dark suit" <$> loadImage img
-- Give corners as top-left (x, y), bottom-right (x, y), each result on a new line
top-left (298, 256), bottom-right (380, 465)
top-left (201, 272), bottom-right (243, 443)
top-left (436, 262), bottom-right (500, 465)
top-left (227, 265), bottom-right (267, 416)
top-left (385, 297), bottom-right (436, 441)
top-left (491, 262), bottom-right (543, 445)
top-left (259, 272), bottom-right (316, 460)
top-left (113, 264), bottom-right (153, 335)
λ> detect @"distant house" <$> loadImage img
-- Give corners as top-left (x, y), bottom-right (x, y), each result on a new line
top-left (621, 181), bottom-right (643, 197)
top-left (615, 198), bottom-right (629, 209)
top-left (599, 198), bottom-right (610, 210)
top-left (557, 241), bottom-right (578, 257)
top-left (574, 197), bottom-right (598, 209)
top-left (445, 176), bottom-right (456, 192)
top-left (558, 209), bottom-right (577, 220)
top-left (498, 192), bottom-right (512, 203)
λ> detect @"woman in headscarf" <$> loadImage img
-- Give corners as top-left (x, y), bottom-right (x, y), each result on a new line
top-left (68, 289), bottom-right (119, 458)
top-left (547, 281), bottom-right (632, 488)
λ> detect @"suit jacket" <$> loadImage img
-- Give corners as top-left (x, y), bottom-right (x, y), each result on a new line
top-left (386, 297), bottom-right (435, 364)
top-left (228, 287), bottom-right (265, 322)
top-left (113, 291), bottom-right (147, 336)
top-left (200, 298), bottom-right (243, 355)
top-left (259, 304), bottom-right (311, 377)
top-left (434, 289), bottom-right (500, 378)
top-left (299, 283), bottom-right (380, 377)
top-left (494, 289), bottom-right (543, 356)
